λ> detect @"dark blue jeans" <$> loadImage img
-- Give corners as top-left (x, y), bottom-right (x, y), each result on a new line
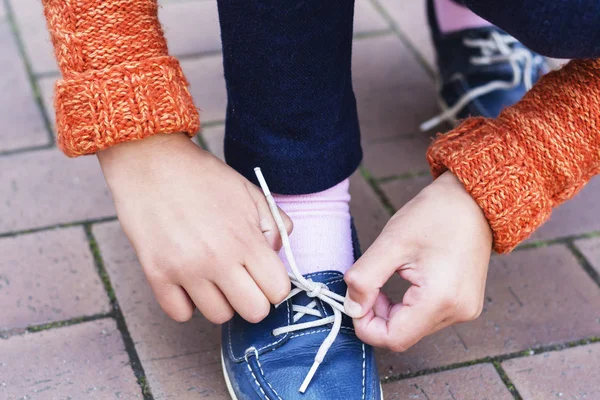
top-left (217, 0), bottom-right (600, 195)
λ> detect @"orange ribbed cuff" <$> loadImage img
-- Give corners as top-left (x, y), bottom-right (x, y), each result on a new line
top-left (55, 56), bottom-right (200, 157)
top-left (427, 118), bottom-right (552, 253)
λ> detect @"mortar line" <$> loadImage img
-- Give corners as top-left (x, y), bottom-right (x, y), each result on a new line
top-left (565, 241), bottom-right (600, 289)
top-left (0, 216), bottom-right (118, 240)
top-left (3, 0), bottom-right (56, 145)
top-left (85, 225), bottom-right (155, 400)
top-left (0, 313), bottom-right (113, 339)
top-left (359, 165), bottom-right (396, 215)
top-left (493, 361), bottom-right (524, 400)
top-left (380, 335), bottom-right (599, 384)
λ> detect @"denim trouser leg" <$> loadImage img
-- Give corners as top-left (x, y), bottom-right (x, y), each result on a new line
top-left (216, 0), bottom-right (361, 195)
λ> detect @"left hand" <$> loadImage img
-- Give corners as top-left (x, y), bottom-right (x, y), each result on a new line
top-left (344, 171), bottom-right (493, 352)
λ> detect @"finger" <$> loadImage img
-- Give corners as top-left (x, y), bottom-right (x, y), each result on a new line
top-left (216, 265), bottom-right (271, 323)
top-left (148, 280), bottom-right (195, 323)
top-left (185, 279), bottom-right (234, 324)
top-left (353, 284), bottom-right (443, 352)
top-left (245, 238), bottom-right (291, 304)
top-left (247, 182), bottom-right (293, 251)
top-left (344, 236), bottom-right (413, 319)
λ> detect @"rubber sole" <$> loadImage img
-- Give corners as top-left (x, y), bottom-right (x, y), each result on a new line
top-left (221, 350), bottom-right (384, 400)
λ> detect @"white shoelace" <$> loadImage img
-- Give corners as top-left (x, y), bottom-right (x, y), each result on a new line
top-left (420, 31), bottom-right (544, 131)
top-left (254, 168), bottom-right (348, 394)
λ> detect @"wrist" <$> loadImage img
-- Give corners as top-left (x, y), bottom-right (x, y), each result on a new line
top-left (429, 171), bottom-right (493, 243)
top-left (97, 133), bottom-right (200, 182)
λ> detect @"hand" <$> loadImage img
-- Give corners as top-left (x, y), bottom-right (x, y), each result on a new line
top-left (344, 171), bottom-right (492, 352)
top-left (97, 133), bottom-right (292, 324)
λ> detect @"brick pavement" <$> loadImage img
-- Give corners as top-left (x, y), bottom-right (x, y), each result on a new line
top-left (1, 0), bottom-right (598, 399)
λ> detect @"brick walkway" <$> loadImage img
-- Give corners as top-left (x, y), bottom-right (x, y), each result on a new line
top-left (1, 1), bottom-right (599, 399)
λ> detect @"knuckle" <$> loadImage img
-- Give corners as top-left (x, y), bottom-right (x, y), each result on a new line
top-left (167, 307), bottom-right (194, 323)
top-left (207, 309), bottom-right (234, 324)
top-left (343, 269), bottom-right (363, 290)
top-left (389, 341), bottom-right (409, 353)
top-left (246, 303), bottom-right (271, 323)
top-left (458, 302), bottom-right (483, 322)
top-left (271, 282), bottom-right (291, 304)
top-left (435, 289), bottom-right (460, 312)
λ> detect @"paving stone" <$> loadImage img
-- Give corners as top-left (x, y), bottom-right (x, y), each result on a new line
top-left (503, 343), bottom-right (600, 400)
top-left (201, 124), bottom-right (225, 161)
top-left (93, 221), bottom-right (228, 399)
top-left (362, 135), bottom-right (432, 179)
top-left (376, 245), bottom-right (600, 376)
top-left (380, 174), bottom-right (432, 211)
top-left (0, 149), bottom-right (115, 234)
top-left (354, 0), bottom-right (389, 35)
top-left (352, 35), bottom-right (438, 144)
top-left (37, 74), bottom-right (56, 128)
top-left (8, 0), bottom-right (58, 75)
top-left (528, 176), bottom-right (600, 243)
top-left (159, 0), bottom-right (222, 57)
top-left (382, 364), bottom-right (512, 400)
top-left (182, 55), bottom-right (227, 124)
top-left (0, 319), bottom-right (141, 399)
top-left (0, 22), bottom-right (49, 152)
top-left (0, 227), bottom-right (110, 331)
top-left (350, 172), bottom-right (390, 251)
top-left (379, 0), bottom-right (435, 69)
top-left (574, 236), bottom-right (600, 276)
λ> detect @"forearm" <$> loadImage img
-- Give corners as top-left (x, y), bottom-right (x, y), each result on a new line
top-left (428, 59), bottom-right (600, 252)
top-left (42, 0), bottom-right (199, 157)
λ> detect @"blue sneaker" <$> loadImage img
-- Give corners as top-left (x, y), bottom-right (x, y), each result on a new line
top-left (221, 169), bottom-right (382, 400)
top-left (421, 0), bottom-right (549, 130)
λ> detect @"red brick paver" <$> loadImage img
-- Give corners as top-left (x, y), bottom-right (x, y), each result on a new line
top-left (0, 22), bottom-right (48, 152)
top-left (0, 227), bottom-right (109, 331)
top-left (503, 342), bottom-right (600, 400)
top-left (383, 364), bottom-right (513, 400)
top-left (528, 177), bottom-right (600, 242)
top-left (575, 236), bottom-right (600, 275)
top-left (0, 319), bottom-right (141, 399)
top-left (160, 0), bottom-right (222, 58)
top-left (8, 0), bottom-right (57, 75)
top-left (0, 149), bottom-right (114, 234)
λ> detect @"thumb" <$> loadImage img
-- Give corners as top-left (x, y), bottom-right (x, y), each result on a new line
top-left (344, 240), bottom-right (397, 319)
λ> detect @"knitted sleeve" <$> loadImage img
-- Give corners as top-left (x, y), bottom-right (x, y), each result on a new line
top-left (427, 59), bottom-right (600, 253)
top-left (42, 0), bottom-right (200, 157)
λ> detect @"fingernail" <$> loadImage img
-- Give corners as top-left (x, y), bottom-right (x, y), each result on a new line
top-left (344, 293), bottom-right (363, 318)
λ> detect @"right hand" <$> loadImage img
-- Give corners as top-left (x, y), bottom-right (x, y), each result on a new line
top-left (97, 133), bottom-right (292, 324)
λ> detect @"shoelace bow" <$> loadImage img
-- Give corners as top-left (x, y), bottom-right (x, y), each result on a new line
top-left (421, 30), bottom-right (545, 131)
top-left (255, 168), bottom-right (348, 394)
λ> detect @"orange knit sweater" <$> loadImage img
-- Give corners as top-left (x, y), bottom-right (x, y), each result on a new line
top-left (42, 0), bottom-right (199, 156)
top-left (42, 1), bottom-right (600, 253)
top-left (428, 59), bottom-right (600, 253)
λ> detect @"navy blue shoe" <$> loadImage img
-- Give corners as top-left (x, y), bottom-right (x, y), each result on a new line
top-left (421, 0), bottom-right (548, 130)
top-left (221, 271), bottom-right (381, 399)
top-left (221, 168), bottom-right (381, 400)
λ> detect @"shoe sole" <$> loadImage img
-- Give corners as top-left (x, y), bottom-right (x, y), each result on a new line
top-left (221, 350), bottom-right (384, 400)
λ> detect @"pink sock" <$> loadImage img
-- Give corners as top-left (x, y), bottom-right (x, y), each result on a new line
top-left (434, 0), bottom-right (492, 34)
top-left (273, 179), bottom-right (354, 275)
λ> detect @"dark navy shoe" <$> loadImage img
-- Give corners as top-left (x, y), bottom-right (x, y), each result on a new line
top-left (421, 0), bottom-right (548, 130)
top-left (221, 270), bottom-right (382, 400)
